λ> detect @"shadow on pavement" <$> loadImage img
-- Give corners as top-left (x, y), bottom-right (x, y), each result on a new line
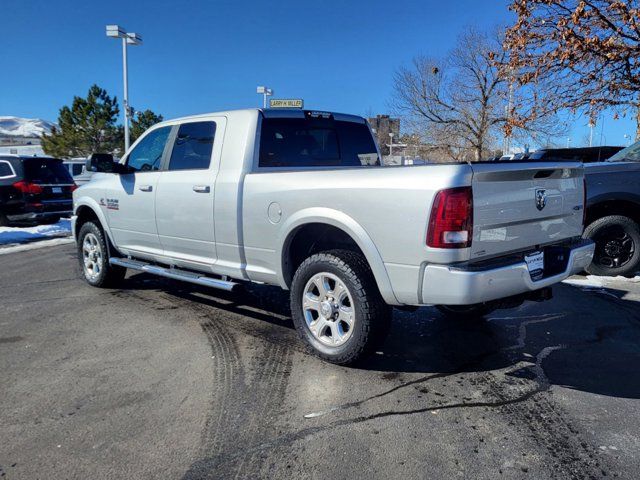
top-left (117, 271), bottom-right (640, 400)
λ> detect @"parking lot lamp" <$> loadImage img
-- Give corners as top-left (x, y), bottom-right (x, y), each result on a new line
top-left (106, 25), bottom-right (143, 153)
top-left (257, 86), bottom-right (273, 108)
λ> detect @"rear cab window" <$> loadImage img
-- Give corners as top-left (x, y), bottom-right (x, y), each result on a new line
top-left (258, 113), bottom-right (379, 168)
top-left (23, 158), bottom-right (74, 184)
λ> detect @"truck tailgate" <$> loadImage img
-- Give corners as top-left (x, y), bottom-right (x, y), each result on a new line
top-left (470, 162), bottom-right (584, 259)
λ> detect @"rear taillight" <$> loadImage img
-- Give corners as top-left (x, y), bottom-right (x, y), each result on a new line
top-left (427, 186), bottom-right (473, 249)
top-left (70, 184), bottom-right (78, 192)
top-left (13, 181), bottom-right (44, 195)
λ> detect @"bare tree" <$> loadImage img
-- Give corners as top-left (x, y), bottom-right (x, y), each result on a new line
top-left (392, 29), bottom-right (561, 161)
top-left (504, 0), bottom-right (640, 138)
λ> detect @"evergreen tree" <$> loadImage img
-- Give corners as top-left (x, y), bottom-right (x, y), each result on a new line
top-left (130, 109), bottom-right (164, 142)
top-left (41, 85), bottom-right (123, 158)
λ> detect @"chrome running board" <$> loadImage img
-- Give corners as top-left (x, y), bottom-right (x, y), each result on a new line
top-left (109, 257), bottom-right (238, 292)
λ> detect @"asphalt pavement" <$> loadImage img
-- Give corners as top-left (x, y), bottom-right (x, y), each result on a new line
top-left (1, 243), bottom-right (640, 479)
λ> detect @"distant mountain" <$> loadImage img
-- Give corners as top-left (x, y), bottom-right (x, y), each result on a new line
top-left (0, 116), bottom-right (56, 138)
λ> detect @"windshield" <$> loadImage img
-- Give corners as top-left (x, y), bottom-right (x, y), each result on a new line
top-left (607, 140), bottom-right (640, 162)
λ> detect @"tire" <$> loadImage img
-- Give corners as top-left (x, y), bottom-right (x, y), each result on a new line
top-left (436, 304), bottom-right (496, 320)
top-left (583, 215), bottom-right (640, 277)
top-left (77, 221), bottom-right (126, 287)
top-left (290, 249), bottom-right (391, 365)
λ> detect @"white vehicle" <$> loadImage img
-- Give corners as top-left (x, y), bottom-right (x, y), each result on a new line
top-left (72, 109), bottom-right (594, 364)
top-left (63, 159), bottom-right (93, 185)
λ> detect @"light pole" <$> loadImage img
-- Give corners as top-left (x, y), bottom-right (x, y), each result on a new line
top-left (106, 25), bottom-right (142, 153)
top-left (624, 134), bottom-right (631, 146)
top-left (257, 86), bottom-right (273, 108)
top-left (389, 132), bottom-right (394, 156)
top-left (566, 137), bottom-right (572, 148)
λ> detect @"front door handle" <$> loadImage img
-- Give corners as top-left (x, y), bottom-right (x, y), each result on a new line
top-left (193, 185), bottom-right (210, 193)
top-left (138, 185), bottom-right (153, 192)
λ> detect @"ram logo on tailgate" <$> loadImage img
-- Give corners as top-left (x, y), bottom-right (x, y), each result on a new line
top-left (535, 188), bottom-right (547, 211)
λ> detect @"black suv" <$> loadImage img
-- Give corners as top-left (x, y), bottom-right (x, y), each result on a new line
top-left (0, 155), bottom-right (76, 226)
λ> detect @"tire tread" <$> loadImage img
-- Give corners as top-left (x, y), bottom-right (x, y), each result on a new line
top-left (290, 249), bottom-right (391, 365)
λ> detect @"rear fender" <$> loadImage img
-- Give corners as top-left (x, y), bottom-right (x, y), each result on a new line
top-left (276, 207), bottom-right (400, 305)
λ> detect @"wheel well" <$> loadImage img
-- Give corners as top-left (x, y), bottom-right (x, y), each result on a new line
top-left (74, 206), bottom-right (101, 241)
top-left (587, 200), bottom-right (640, 226)
top-left (282, 223), bottom-right (367, 287)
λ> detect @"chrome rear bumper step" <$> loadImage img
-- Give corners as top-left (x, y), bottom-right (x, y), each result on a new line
top-left (109, 257), bottom-right (238, 292)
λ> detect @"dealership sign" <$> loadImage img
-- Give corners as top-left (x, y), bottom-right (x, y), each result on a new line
top-left (269, 99), bottom-right (304, 108)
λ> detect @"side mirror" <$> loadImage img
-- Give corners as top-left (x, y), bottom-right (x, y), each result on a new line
top-left (87, 153), bottom-right (129, 174)
top-left (88, 153), bottom-right (115, 173)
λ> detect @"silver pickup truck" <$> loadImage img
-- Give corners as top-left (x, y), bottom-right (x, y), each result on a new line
top-left (72, 109), bottom-right (594, 364)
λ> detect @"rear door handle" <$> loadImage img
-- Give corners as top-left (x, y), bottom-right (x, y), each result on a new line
top-left (138, 185), bottom-right (153, 192)
top-left (193, 185), bottom-right (210, 193)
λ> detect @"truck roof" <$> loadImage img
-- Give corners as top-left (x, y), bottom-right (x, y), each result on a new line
top-left (154, 108), bottom-right (366, 127)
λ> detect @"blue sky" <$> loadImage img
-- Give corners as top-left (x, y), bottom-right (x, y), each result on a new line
top-left (1, 0), bottom-right (635, 148)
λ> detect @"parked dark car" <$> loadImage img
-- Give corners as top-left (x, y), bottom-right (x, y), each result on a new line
top-left (0, 155), bottom-right (76, 226)
top-left (529, 146), bottom-right (623, 163)
top-left (580, 144), bottom-right (640, 277)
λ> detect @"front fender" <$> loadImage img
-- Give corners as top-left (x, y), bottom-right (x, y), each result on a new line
top-left (276, 207), bottom-right (400, 305)
top-left (73, 197), bottom-right (116, 246)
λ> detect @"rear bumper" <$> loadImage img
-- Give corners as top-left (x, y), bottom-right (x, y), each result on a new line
top-left (421, 239), bottom-right (595, 305)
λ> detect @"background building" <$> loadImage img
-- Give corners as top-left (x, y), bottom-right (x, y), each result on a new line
top-left (367, 114), bottom-right (400, 156)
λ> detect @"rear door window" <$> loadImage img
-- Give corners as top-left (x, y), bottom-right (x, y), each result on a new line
top-left (168, 121), bottom-right (216, 171)
top-left (23, 158), bottom-right (74, 184)
top-left (259, 117), bottom-right (379, 168)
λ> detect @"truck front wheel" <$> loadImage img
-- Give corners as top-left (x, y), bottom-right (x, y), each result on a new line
top-left (290, 249), bottom-right (391, 365)
top-left (77, 221), bottom-right (126, 287)
top-left (584, 215), bottom-right (640, 277)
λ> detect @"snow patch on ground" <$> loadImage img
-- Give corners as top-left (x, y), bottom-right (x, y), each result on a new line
top-left (0, 237), bottom-right (74, 255)
top-left (0, 219), bottom-right (72, 248)
top-left (563, 273), bottom-right (640, 289)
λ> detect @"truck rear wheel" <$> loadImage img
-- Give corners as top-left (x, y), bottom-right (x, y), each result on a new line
top-left (290, 249), bottom-right (391, 365)
top-left (584, 215), bottom-right (640, 277)
top-left (77, 221), bottom-right (126, 287)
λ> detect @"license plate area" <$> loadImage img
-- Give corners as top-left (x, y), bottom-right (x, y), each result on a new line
top-left (52, 187), bottom-right (62, 194)
top-left (525, 251), bottom-right (544, 280)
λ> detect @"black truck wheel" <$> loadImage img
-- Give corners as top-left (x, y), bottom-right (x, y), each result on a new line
top-left (290, 249), bottom-right (391, 365)
top-left (584, 215), bottom-right (640, 277)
